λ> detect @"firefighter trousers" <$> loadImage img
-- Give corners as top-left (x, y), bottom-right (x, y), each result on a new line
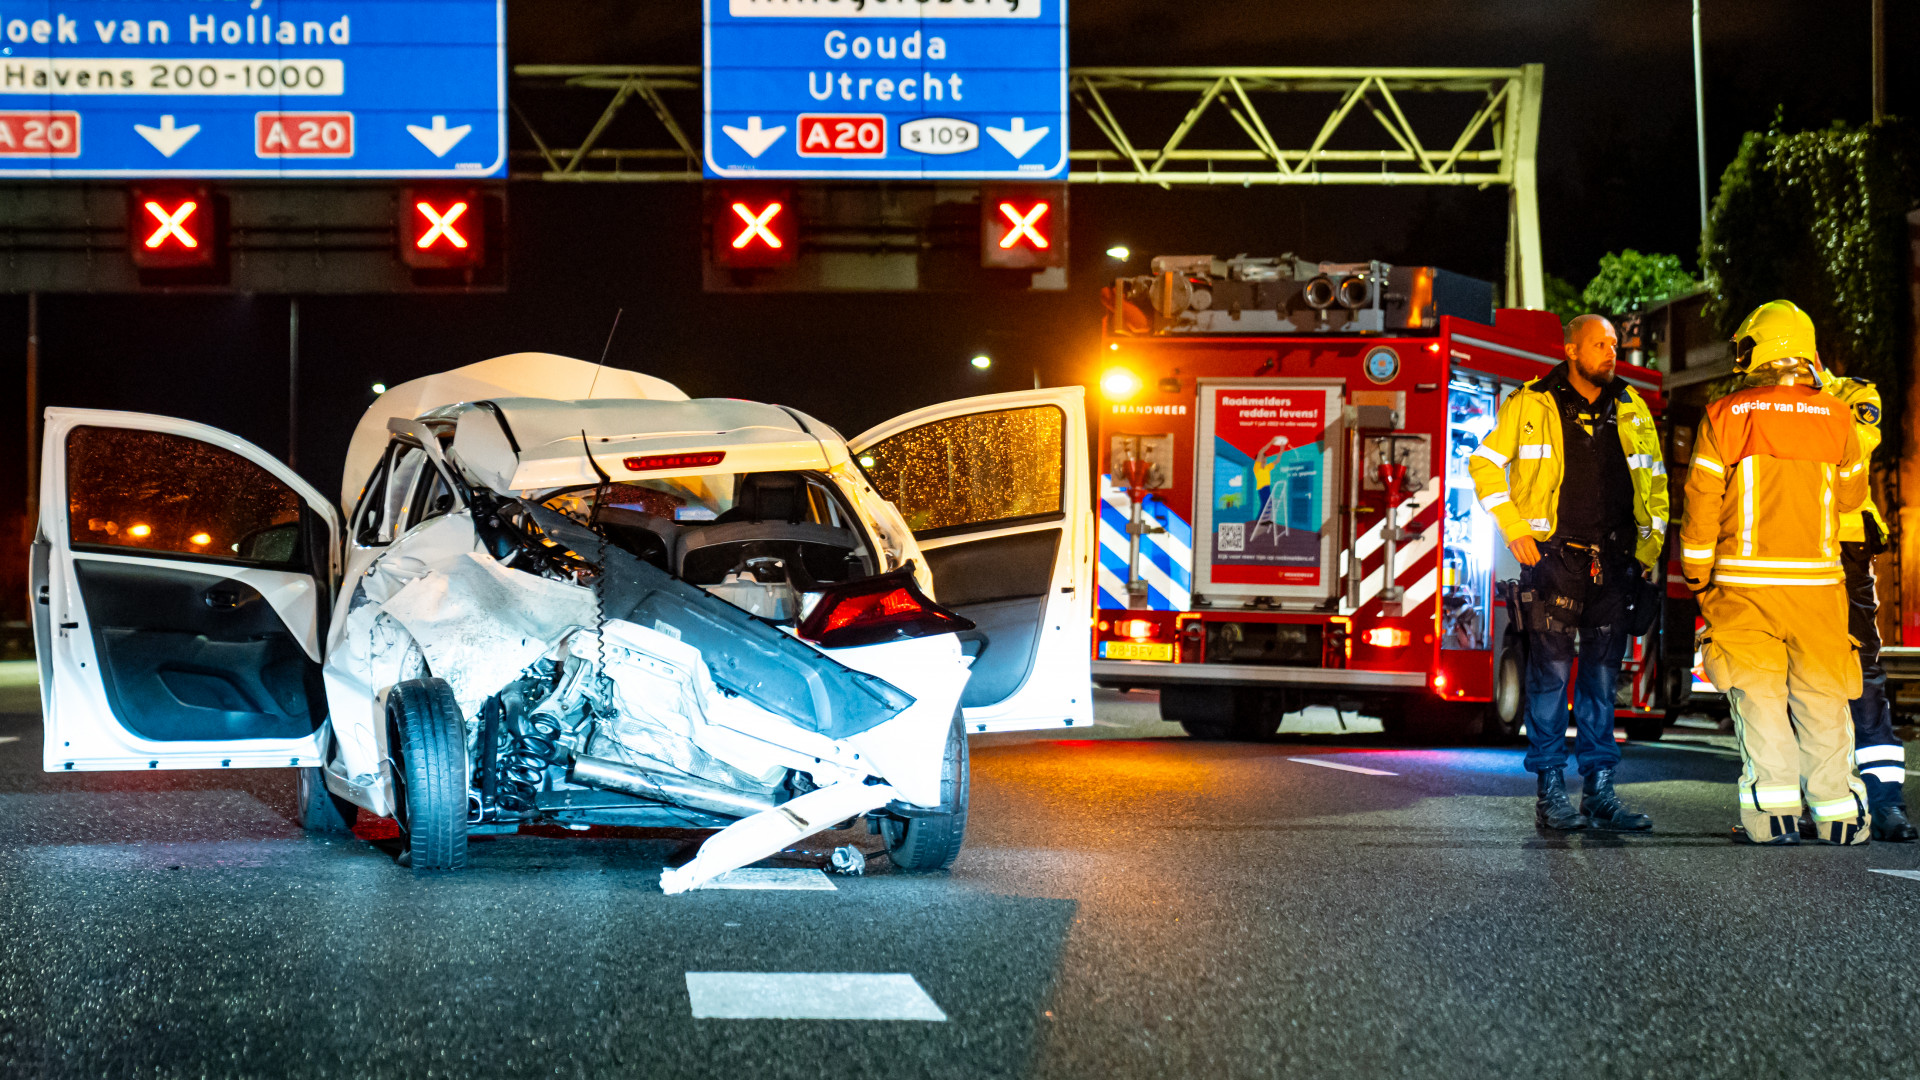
top-left (1698, 583), bottom-right (1868, 843)
top-left (1842, 542), bottom-right (1907, 810)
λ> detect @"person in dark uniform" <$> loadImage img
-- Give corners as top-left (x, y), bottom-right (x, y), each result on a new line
top-left (1469, 314), bottom-right (1666, 831)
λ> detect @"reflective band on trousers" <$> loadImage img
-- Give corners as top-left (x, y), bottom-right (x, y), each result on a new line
top-left (1863, 765), bottom-right (1907, 783)
top-left (1750, 784), bottom-right (1801, 811)
top-left (1809, 797), bottom-right (1861, 821)
top-left (1858, 745), bottom-right (1906, 764)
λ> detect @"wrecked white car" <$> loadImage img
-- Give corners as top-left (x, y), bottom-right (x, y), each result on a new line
top-left (31, 354), bottom-right (1091, 890)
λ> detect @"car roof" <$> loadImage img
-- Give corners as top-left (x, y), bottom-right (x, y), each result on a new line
top-left (340, 353), bottom-right (688, 511)
top-left (446, 396), bottom-right (848, 495)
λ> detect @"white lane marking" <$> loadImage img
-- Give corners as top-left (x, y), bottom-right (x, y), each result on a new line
top-left (698, 868), bottom-right (837, 891)
top-left (1869, 869), bottom-right (1920, 882)
top-left (1636, 740), bottom-right (1742, 759)
top-left (1288, 756), bottom-right (1398, 776)
top-left (686, 972), bottom-right (948, 1021)
top-left (0, 736), bottom-right (18, 745)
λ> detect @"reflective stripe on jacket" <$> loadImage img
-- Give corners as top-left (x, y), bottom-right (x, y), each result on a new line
top-left (1466, 365), bottom-right (1669, 572)
top-left (1679, 383), bottom-right (1867, 588)
top-left (1824, 376), bottom-right (1888, 544)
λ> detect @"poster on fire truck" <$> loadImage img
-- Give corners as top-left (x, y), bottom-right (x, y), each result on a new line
top-left (1194, 381), bottom-right (1344, 599)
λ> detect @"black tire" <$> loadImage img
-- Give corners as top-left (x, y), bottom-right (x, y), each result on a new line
top-left (387, 678), bottom-right (469, 873)
top-left (1623, 715), bottom-right (1666, 742)
top-left (1162, 686), bottom-right (1279, 741)
top-left (1488, 646), bottom-right (1525, 742)
top-left (296, 765), bottom-right (359, 834)
top-left (883, 712), bottom-right (969, 873)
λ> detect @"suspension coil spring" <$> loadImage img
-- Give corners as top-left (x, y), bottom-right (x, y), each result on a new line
top-left (501, 710), bottom-right (564, 791)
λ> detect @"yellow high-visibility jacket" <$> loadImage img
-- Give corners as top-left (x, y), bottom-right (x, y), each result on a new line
top-left (1468, 366), bottom-right (1669, 571)
top-left (1679, 382), bottom-right (1867, 589)
top-left (1824, 376), bottom-right (1889, 545)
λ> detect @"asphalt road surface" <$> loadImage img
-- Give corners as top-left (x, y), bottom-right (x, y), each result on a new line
top-left (2, 669), bottom-right (1917, 1080)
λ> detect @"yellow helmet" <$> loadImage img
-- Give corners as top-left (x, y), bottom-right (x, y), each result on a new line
top-left (1732, 300), bottom-right (1818, 377)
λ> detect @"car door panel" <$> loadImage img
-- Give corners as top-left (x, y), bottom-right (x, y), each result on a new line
top-left (40, 408), bottom-right (340, 772)
top-left (852, 388), bottom-right (1092, 733)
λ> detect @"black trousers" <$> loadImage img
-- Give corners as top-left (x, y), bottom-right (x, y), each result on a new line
top-left (1842, 541), bottom-right (1905, 809)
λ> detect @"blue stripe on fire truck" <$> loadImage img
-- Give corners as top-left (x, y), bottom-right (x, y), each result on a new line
top-left (1097, 475), bottom-right (1193, 612)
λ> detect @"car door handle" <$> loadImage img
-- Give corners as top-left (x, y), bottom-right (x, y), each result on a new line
top-left (36, 585), bottom-right (48, 605)
top-left (204, 588), bottom-right (241, 609)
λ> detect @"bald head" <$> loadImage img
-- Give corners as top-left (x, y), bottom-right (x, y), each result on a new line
top-left (1563, 314), bottom-right (1618, 398)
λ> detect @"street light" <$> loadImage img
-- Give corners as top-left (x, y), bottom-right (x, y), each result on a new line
top-left (371, 382), bottom-right (388, 395)
top-left (970, 354), bottom-right (992, 370)
top-left (1106, 245), bottom-right (1130, 260)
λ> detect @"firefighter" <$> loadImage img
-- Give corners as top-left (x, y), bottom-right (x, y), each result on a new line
top-left (1681, 301), bottom-right (1870, 845)
top-left (1816, 365), bottom-right (1915, 840)
top-left (1470, 314), bottom-right (1666, 832)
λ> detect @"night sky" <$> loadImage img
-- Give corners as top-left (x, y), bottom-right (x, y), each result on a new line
top-left (0, 0), bottom-right (1913, 581)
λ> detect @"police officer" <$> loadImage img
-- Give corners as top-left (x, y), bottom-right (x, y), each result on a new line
top-left (1470, 314), bottom-right (1667, 832)
top-left (1819, 369), bottom-right (1917, 841)
top-left (1681, 301), bottom-right (1870, 845)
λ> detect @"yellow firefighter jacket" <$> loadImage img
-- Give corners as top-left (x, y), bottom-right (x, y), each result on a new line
top-left (1679, 382), bottom-right (1867, 589)
top-left (1824, 376), bottom-right (1888, 545)
top-left (1468, 365), bottom-right (1669, 572)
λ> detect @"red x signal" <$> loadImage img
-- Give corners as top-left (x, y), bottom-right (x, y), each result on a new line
top-left (401, 187), bottom-right (486, 270)
top-left (981, 185), bottom-right (1066, 270)
top-left (711, 185), bottom-right (796, 270)
top-left (129, 186), bottom-right (218, 269)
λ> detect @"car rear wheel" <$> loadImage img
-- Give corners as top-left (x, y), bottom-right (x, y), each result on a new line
top-left (883, 711), bottom-right (969, 873)
top-left (388, 678), bottom-right (469, 873)
top-left (296, 765), bottom-right (359, 835)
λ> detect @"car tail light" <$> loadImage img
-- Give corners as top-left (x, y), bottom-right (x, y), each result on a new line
top-left (623, 451), bottom-right (726, 472)
top-left (1364, 627), bottom-right (1412, 648)
top-left (797, 567), bottom-right (975, 649)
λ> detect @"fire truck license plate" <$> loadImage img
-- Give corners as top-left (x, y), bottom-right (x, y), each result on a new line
top-left (1101, 641), bottom-right (1172, 661)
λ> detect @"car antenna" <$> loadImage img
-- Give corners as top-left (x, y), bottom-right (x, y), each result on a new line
top-left (587, 307), bottom-right (623, 400)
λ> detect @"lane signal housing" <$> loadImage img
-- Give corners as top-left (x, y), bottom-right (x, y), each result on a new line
top-left (711, 184), bottom-right (797, 270)
top-left (401, 187), bottom-right (485, 270)
top-left (981, 183), bottom-right (1066, 270)
top-left (129, 186), bottom-right (219, 269)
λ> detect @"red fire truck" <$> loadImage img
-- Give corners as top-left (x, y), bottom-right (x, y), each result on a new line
top-left (1091, 254), bottom-right (1677, 741)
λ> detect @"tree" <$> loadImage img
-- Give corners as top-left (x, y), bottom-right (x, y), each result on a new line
top-left (1579, 250), bottom-right (1697, 318)
top-left (1544, 274), bottom-right (1583, 324)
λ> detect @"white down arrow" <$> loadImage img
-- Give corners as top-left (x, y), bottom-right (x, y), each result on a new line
top-left (134, 115), bottom-right (200, 158)
top-left (722, 116), bottom-right (786, 159)
top-left (986, 117), bottom-right (1048, 159)
top-left (408, 116), bottom-right (472, 158)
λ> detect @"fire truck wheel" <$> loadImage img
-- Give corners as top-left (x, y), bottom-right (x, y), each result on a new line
top-left (1623, 716), bottom-right (1667, 742)
top-left (1162, 687), bottom-right (1278, 740)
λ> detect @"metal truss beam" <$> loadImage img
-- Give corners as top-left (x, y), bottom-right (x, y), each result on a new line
top-left (508, 64), bottom-right (1545, 307)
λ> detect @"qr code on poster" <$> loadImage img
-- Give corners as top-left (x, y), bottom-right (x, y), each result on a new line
top-left (1218, 522), bottom-right (1245, 552)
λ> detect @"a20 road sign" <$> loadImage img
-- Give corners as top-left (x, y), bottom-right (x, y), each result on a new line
top-left (704, 0), bottom-right (1067, 180)
top-left (0, 0), bottom-right (504, 178)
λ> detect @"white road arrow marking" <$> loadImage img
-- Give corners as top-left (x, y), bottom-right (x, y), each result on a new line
top-left (986, 117), bottom-right (1048, 159)
top-left (134, 115), bottom-right (199, 158)
top-left (722, 116), bottom-right (786, 159)
top-left (407, 115), bottom-right (471, 158)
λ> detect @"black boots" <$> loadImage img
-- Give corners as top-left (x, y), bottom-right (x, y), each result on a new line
top-left (1871, 805), bottom-right (1919, 843)
top-left (1535, 770), bottom-right (1589, 831)
top-left (1582, 768), bottom-right (1653, 831)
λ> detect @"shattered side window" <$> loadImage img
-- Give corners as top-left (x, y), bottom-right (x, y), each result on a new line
top-left (67, 425), bottom-right (305, 568)
top-left (858, 405), bottom-right (1065, 535)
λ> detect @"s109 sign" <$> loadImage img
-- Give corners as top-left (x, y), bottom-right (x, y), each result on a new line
top-left (0, 0), bottom-right (504, 178)
top-left (704, 0), bottom-right (1067, 180)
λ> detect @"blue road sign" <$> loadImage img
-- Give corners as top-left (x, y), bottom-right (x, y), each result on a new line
top-left (0, 0), bottom-right (503, 178)
top-left (704, 0), bottom-right (1066, 180)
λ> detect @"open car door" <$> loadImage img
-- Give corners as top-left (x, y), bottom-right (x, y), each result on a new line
top-left (852, 388), bottom-right (1092, 733)
top-left (33, 409), bottom-right (340, 772)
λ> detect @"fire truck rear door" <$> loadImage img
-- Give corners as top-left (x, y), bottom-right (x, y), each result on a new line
top-left (851, 388), bottom-right (1094, 733)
